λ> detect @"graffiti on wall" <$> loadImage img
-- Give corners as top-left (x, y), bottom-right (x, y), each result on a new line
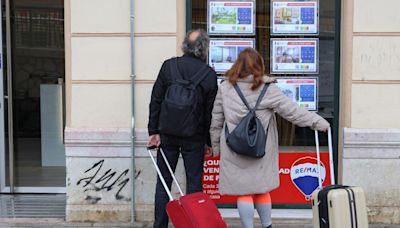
top-left (77, 159), bottom-right (131, 204)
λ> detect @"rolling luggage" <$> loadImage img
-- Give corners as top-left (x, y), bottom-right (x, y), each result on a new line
top-left (147, 146), bottom-right (227, 228)
top-left (312, 128), bottom-right (369, 228)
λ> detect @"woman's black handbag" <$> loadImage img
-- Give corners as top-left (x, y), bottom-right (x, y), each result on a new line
top-left (225, 83), bottom-right (269, 158)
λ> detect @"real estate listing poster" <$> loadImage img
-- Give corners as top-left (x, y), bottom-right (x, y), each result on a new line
top-left (276, 77), bottom-right (318, 111)
top-left (208, 0), bottom-right (255, 35)
top-left (270, 38), bottom-right (319, 74)
top-left (271, 0), bottom-right (319, 35)
top-left (209, 39), bottom-right (255, 73)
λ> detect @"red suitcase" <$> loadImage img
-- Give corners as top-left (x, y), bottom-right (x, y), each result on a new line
top-left (148, 147), bottom-right (227, 228)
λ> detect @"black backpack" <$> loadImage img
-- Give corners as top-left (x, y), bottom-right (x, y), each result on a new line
top-left (158, 58), bottom-right (210, 137)
top-left (225, 83), bottom-right (270, 158)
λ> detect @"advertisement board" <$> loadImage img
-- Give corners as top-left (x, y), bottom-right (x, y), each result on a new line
top-left (202, 152), bottom-right (332, 204)
top-left (276, 77), bottom-right (318, 111)
top-left (270, 38), bottom-right (319, 74)
top-left (208, 0), bottom-right (256, 35)
top-left (271, 0), bottom-right (319, 35)
top-left (209, 39), bottom-right (255, 73)
top-left (202, 157), bottom-right (238, 204)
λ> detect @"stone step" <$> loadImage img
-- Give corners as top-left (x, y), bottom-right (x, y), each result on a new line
top-left (220, 209), bottom-right (313, 227)
top-left (0, 219), bottom-right (398, 227)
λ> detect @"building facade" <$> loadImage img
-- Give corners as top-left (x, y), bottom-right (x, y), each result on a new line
top-left (0, 0), bottom-right (399, 225)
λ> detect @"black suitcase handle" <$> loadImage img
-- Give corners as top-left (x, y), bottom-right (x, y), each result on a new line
top-left (314, 127), bottom-right (335, 189)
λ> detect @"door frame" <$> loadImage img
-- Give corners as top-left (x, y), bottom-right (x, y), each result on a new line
top-left (0, 0), bottom-right (66, 194)
top-left (0, 0), bottom-right (8, 193)
top-left (2, 187), bottom-right (65, 193)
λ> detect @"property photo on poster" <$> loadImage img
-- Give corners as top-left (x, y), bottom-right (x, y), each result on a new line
top-left (271, 38), bottom-right (318, 74)
top-left (208, 0), bottom-right (255, 35)
top-left (271, 0), bottom-right (318, 35)
top-left (209, 39), bottom-right (255, 73)
top-left (275, 77), bottom-right (318, 111)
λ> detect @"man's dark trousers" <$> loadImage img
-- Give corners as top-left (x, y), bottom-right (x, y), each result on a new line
top-left (153, 137), bottom-right (205, 228)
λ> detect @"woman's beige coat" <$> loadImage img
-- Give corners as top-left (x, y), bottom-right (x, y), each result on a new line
top-left (210, 76), bottom-right (329, 196)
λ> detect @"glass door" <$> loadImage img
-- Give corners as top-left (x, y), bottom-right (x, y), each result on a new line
top-left (1, 0), bottom-right (66, 193)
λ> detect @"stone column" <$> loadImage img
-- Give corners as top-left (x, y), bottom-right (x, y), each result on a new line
top-left (65, 128), bottom-right (132, 222)
top-left (343, 128), bottom-right (400, 224)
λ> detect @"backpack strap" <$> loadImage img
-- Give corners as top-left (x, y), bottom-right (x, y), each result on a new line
top-left (233, 82), bottom-right (270, 111)
top-left (191, 65), bottom-right (210, 87)
top-left (253, 83), bottom-right (270, 111)
top-left (233, 84), bottom-right (251, 110)
top-left (170, 58), bottom-right (209, 86)
top-left (170, 58), bottom-right (183, 80)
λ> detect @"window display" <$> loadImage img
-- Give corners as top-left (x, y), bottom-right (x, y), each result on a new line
top-left (191, 0), bottom-right (339, 207)
top-left (208, 0), bottom-right (256, 35)
top-left (276, 77), bottom-right (318, 111)
top-left (209, 39), bottom-right (255, 73)
top-left (271, 0), bottom-right (319, 35)
top-left (271, 38), bottom-right (319, 74)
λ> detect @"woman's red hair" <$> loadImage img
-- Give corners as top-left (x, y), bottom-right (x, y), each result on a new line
top-left (226, 48), bottom-right (265, 90)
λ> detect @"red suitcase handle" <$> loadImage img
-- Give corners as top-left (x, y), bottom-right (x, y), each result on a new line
top-left (147, 147), bottom-right (184, 201)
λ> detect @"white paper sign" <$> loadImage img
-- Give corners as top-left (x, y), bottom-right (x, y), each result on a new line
top-left (208, 0), bottom-right (255, 35)
top-left (271, 1), bottom-right (319, 35)
top-left (276, 77), bottom-right (318, 111)
top-left (209, 39), bottom-right (255, 73)
top-left (271, 38), bottom-right (319, 74)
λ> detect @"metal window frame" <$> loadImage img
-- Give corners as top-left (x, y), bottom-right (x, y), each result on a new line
top-left (0, 0), bottom-right (5, 193)
top-left (186, 0), bottom-right (342, 201)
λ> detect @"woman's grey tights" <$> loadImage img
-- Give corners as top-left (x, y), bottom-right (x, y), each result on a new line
top-left (237, 201), bottom-right (272, 228)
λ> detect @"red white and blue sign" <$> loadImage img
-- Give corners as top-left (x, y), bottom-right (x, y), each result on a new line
top-left (290, 156), bottom-right (326, 200)
top-left (202, 152), bottom-right (332, 204)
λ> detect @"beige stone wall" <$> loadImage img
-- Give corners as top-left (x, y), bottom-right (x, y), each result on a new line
top-left (341, 0), bottom-right (400, 224)
top-left (341, 0), bottom-right (400, 130)
top-left (65, 0), bottom-right (185, 130)
top-left (64, 0), bottom-right (186, 222)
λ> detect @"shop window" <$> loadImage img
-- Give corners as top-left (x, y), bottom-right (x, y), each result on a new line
top-left (190, 0), bottom-right (340, 207)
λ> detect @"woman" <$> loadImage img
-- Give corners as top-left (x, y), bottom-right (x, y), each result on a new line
top-left (210, 48), bottom-right (329, 228)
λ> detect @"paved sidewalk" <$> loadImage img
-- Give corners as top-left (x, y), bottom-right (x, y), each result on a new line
top-left (0, 218), bottom-right (399, 228)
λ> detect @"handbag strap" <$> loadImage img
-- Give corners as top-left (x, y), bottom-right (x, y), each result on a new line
top-left (233, 83), bottom-right (270, 111)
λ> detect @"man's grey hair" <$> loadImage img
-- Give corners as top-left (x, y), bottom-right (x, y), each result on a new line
top-left (181, 29), bottom-right (209, 61)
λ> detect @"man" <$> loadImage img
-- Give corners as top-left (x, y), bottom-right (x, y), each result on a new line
top-left (148, 29), bottom-right (218, 228)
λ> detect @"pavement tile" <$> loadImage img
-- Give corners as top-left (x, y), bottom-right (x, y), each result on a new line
top-left (0, 222), bottom-right (399, 228)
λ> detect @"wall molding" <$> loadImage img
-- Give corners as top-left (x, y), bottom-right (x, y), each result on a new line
top-left (343, 128), bottom-right (400, 159)
top-left (344, 141), bottom-right (400, 148)
top-left (71, 32), bottom-right (176, 38)
top-left (71, 80), bottom-right (155, 85)
top-left (352, 80), bottom-right (400, 84)
top-left (353, 32), bottom-right (400, 36)
top-left (135, 32), bottom-right (177, 37)
top-left (65, 127), bottom-right (148, 157)
top-left (64, 0), bottom-right (72, 126)
top-left (71, 80), bottom-right (131, 84)
top-left (338, 0), bottom-right (355, 184)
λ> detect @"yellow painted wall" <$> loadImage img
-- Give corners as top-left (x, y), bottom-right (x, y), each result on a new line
top-left (351, 84), bottom-right (400, 128)
top-left (66, 0), bottom-right (184, 129)
top-left (342, 0), bottom-right (400, 129)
